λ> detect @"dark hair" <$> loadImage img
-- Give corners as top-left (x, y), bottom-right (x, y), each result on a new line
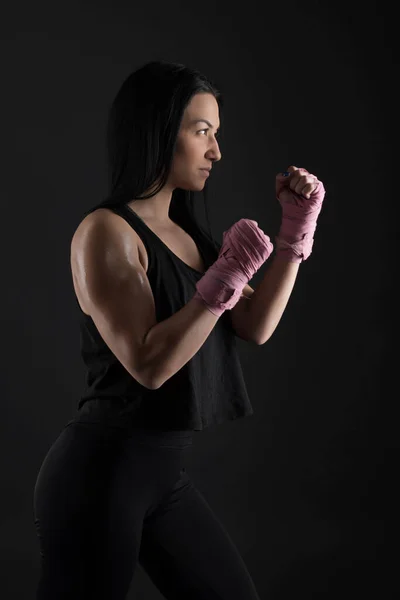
top-left (83, 60), bottom-right (223, 244)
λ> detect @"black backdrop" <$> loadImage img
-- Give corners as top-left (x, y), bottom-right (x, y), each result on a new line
top-left (0, 1), bottom-right (394, 598)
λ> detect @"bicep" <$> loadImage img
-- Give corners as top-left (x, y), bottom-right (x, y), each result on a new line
top-left (71, 213), bottom-right (158, 387)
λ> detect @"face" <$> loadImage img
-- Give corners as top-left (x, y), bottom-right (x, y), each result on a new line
top-left (169, 93), bottom-right (222, 190)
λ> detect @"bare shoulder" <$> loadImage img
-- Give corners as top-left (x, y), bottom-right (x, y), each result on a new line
top-left (70, 208), bottom-right (144, 315)
top-left (72, 208), bottom-right (123, 242)
top-left (71, 207), bottom-right (142, 260)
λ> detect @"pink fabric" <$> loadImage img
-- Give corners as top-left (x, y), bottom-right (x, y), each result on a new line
top-left (275, 169), bottom-right (326, 263)
top-left (193, 219), bottom-right (273, 316)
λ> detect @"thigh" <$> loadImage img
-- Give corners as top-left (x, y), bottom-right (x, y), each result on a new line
top-left (138, 468), bottom-right (260, 600)
top-left (33, 423), bottom-right (147, 600)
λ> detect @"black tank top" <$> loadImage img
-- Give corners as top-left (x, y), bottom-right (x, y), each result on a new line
top-left (69, 203), bottom-right (254, 432)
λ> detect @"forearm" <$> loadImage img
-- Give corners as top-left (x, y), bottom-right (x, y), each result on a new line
top-left (142, 296), bottom-right (220, 389)
top-left (246, 254), bottom-right (300, 344)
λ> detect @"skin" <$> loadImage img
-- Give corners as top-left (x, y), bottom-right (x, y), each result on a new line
top-left (126, 92), bottom-right (222, 225)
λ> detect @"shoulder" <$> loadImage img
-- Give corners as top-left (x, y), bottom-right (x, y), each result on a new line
top-left (71, 207), bottom-right (138, 249)
top-left (72, 207), bottom-right (115, 239)
top-left (71, 206), bottom-right (149, 274)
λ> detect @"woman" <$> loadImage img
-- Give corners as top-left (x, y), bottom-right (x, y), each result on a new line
top-left (33, 60), bottom-right (325, 599)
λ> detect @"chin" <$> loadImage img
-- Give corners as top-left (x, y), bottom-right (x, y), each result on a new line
top-left (182, 181), bottom-right (206, 192)
top-left (196, 178), bottom-right (208, 189)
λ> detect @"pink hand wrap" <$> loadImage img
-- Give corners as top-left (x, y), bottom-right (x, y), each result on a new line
top-left (193, 219), bottom-right (274, 316)
top-left (275, 170), bottom-right (326, 263)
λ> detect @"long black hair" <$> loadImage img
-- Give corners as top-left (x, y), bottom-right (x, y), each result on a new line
top-left (83, 60), bottom-right (223, 245)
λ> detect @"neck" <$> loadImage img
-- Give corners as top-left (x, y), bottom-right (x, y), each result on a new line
top-left (126, 188), bottom-right (174, 225)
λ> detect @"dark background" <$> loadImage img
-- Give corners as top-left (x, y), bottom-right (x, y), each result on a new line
top-left (1, 1), bottom-right (395, 598)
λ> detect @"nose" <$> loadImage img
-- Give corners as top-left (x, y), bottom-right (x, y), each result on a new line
top-left (206, 138), bottom-right (222, 163)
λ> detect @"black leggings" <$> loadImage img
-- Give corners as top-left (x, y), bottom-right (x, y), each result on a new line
top-left (33, 421), bottom-right (260, 599)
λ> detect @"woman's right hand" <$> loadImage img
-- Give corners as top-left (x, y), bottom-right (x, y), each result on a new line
top-left (193, 219), bottom-right (274, 316)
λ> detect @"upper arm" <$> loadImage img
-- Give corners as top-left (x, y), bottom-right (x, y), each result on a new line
top-left (70, 211), bottom-right (158, 389)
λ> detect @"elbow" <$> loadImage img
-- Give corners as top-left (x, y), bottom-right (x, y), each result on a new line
top-left (134, 346), bottom-right (164, 390)
top-left (131, 363), bottom-right (161, 390)
top-left (146, 367), bottom-right (165, 390)
top-left (143, 369), bottom-right (163, 390)
top-left (149, 367), bottom-right (175, 390)
top-left (148, 377), bottom-right (163, 390)
top-left (137, 374), bottom-right (161, 390)
top-left (254, 330), bottom-right (273, 345)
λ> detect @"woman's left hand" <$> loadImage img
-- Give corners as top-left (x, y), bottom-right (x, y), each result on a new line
top-left (274, 165), bottom-right (326, 263)
top-left (276, 165), bottom-right (325, 208)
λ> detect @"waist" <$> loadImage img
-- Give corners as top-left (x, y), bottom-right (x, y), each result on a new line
top-left (70, 396), bottom-right (195, 446)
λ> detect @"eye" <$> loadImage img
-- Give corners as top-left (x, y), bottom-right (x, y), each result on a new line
top-left (197, 128), bottom-right (220, 138)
